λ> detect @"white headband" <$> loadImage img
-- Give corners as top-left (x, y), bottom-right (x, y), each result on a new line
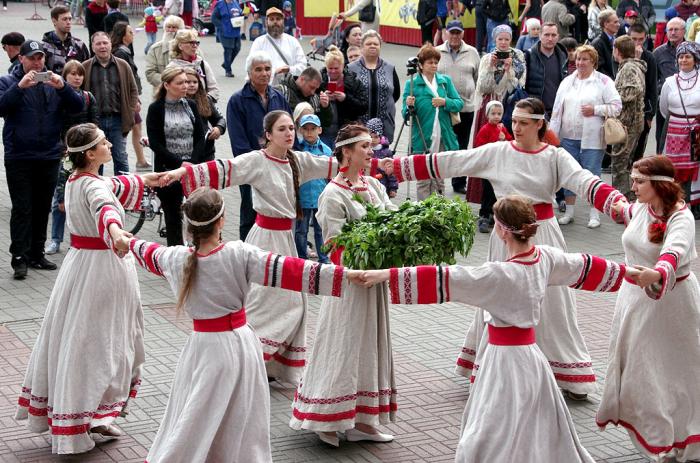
top-left (184, 203), bottom-right (225, 227)
top-left (335, 134), bottom-right (372, 148)
top-left (511, 109), bottom-right (545, 120)
top-left (66, 129), bottom-right (106, 152)
top-left (631, 173), bottom-right (675, 182)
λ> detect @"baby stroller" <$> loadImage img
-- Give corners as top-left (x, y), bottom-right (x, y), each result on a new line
top-left (307, 14), bottom-right (343, 62)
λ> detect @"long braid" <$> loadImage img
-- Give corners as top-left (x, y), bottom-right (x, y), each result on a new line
top-left (286, 149), bottom-right (303, 220)
top-left (176, 232), bottom-right (200, 314)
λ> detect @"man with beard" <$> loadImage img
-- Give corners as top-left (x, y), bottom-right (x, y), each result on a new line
top-left (249, 7), bottom-right (307, 85)
top-left (144, 15), bottom-right (197, 89)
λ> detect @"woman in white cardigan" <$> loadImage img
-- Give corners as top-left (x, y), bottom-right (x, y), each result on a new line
top-left (550, 44), bottom-right (621, 228)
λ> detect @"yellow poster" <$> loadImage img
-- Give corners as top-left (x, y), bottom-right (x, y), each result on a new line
top-left (306, 1), bottom-right (338, 17)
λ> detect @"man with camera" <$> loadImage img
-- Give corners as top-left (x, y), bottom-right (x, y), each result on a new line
top-left (0, 40), bottom-right (83, 280)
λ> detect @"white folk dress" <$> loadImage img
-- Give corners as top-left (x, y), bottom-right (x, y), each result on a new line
top-left (596, 202), bottom-right (700, 462)
top-left (391, 142), bottom-right (624, 394)
top-left (391, 245), bottom-right (629, 462)
top-left (181, 151), bottom-right (338, 384)
top-left (129, 239), bottom-right (348, 463)
top-left (15, 173), bottom-right (146, 454)
top-left (289, 177), bottom-right (399, 431)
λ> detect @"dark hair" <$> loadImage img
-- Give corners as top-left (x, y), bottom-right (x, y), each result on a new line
top-left (110, 22), bottom-right (130, 51)
top-left (107, 0), bottom-right (120, 9)
top-left (493, 195), bottom-right (539, 242)
top-left (341, 23), bottom-right (362, 54)
top-left (91, 31), bottom-right (111, 44)
top-left (614, 35), bottom-right (635, 59)
top-left (333, 123), bottom-right (370, 164)
top-left (299, 66), bottom-right (322, 82)
top-left (183, 67), bottom-right (212, 118)
top-left (632, 156), bottom-right (684, 243)
top-left (558, 37), bottom-right (578, 51)
top-left (50, 5), bottom-right (70, 19)
top-left (514, 98), bottom-right (548, 140)
top-left (64, 123), bottom-right (102, 169)
top-left (1, 32), bottom-right (25, 46)
top-left (262, 110), bottom-right (303, 219)
top-left (417, 43), bottom-right (441, 64)
top-left (628, 23), bottom-right (647, 35)
top-left (177, 187), bottom-right (224, 312)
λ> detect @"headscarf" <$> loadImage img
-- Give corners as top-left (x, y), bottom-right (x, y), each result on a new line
top-left (676, 41), bottom-right (700, 69)
top-left (366, 117), bottom-right (383, 136)
top-left (485, 100), bottom-right (504, 116)
top-left (492, 24), bottom-right (512, 41)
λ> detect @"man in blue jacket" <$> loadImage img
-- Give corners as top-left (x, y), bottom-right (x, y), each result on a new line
top-left (227, 50), bottom-right (291, 241)
top-left (0, 40), bottom-right (83, 280)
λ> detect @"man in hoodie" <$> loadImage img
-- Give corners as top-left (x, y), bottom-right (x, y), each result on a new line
top-left (42, 5), bottom-right (90, 75)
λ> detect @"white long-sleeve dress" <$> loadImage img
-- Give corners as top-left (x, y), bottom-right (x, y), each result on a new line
top-left (15, 173), bottom-right (146, 454)
top-left (289, 177), bottom-right (399, 431)
top-left (392, 245), bottom-right (629, 462)
top-left (180, 152), bottom-right (339, 384)
top-left (391, 143), bottom-right (624, 394)
top-left (129, 238), bottom-right (349, 462)
top-left (596, 202), bottom-right (700, 462)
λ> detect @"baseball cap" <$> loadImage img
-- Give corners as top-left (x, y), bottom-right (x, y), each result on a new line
top-left (19, 40), bottom-right (45, 57)
top-left (446, 20), bottom-right (464, 32)
top-left (625, 9), bottom-right (639, 17)
top-left (299, 114), bottom-right (321, 127)
top-left (266, 7), bottom-right (284, 17)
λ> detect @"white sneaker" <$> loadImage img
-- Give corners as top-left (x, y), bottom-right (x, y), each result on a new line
top-left (345, 427), bottom-right (394, 443)
top-left (587, 217), bottom-right (601, 228)
top-left (558, 215), bottom-right (574, 225)
top-left (316, 431), bottom-right (339, 447)
top-left (45, 241), bottom-right (60, 255)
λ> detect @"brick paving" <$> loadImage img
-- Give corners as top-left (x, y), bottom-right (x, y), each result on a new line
top-left (0, 4), bottom-right (698, 461)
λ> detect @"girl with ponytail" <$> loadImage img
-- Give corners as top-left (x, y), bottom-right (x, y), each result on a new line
top-left (117, 186), bottom-right (360, 463)
top-left (164, 110), bottom-right (393, 384)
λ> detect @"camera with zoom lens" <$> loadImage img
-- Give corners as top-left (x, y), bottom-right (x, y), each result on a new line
top-left (406, 57), bottom-right (419, 75)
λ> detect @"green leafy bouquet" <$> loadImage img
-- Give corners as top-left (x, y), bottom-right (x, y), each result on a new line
top-left (325, 194), bottom-right (477, 270)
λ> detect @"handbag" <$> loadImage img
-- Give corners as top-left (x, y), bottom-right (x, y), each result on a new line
top-left (676, 75), bottom-right (700, 162)
top-left (450, 112), bottom-right (461, 126)
top-left (603, 106), bottom-right (627, 147)
top-left (359, 2), bottom-right (376, 22)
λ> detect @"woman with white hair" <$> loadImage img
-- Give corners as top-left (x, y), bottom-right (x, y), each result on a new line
top-left (145, 15), bottom-right (187, 90)
top-left (516, 18), bottom-right (542, 51)
top-left (166, 29), bottom-right (220, 101)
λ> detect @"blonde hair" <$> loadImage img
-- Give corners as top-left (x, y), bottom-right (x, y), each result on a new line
top-left (575, 44), bottom-right (599, 67)
top-left (325, 45), bottom-right (345, 67)
top-left (154, 66), bottom-right (187, 100)
top-left (170, 29), bottom-right (199, 60)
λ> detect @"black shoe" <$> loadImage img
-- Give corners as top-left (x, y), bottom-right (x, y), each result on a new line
top-left (11, 256), bottom-right (27, 280)
top-left (453, 186), bottom-right (467, 194)
top-left (225, 72), bottom-right (234, 78)
top-left (29, 256), bottom-right (57, 270)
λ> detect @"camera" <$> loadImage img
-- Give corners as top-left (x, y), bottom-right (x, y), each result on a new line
top-left (495, 51), bottom-right (510, 60)
top-left (406, 57), bottom-right (419, 76)
top-left (34, 72), bottom-right (51, 82)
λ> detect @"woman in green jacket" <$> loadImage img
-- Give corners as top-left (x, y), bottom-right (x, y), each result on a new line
top-left (403, 43), bottom-right (463, 199)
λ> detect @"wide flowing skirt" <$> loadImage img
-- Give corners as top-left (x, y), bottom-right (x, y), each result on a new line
top-left (245, 223), bottom-right (307, 384)
top-left (596, 276), bottom-right (700, 462)
top-left (455, 217), bottom-right (597, 395)
top-left (15, 248), bottom-right (145, 454)
top-left (146, 326), bottom-right (271, 463)
top-left (664, 114), bottom-right (700, 205)
top-left (289, 283), bottom-right (396, 432)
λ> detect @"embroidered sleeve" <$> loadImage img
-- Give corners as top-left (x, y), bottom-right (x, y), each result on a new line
top-left (87, 182), bottom-right (125, 255)
top-left (389, 265), bottom-right (452, 305)
top-left (391, 145), bottom-right (493, 183)
top-left (129, 238), bottom-right (168, 277)
top-left (646, 213), bottom-right (695, 300)
top-left (296, 151), bottom-right (338, 183)
top-left (547, 247), bottom-right (627, 292)
top-left (109, 174), bottom-right (144, 211)
top-left (180, 153), bottom-right (261, 197)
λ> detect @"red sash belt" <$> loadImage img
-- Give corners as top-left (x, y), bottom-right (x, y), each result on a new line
top-left (488, 325), bottom-right (536, 346)
top-left (193, 310), bottom-right (247, 332)
top-left (624, 274), bottom-right (690, 285)
top-left (70, 234), bottom-right (109, 250)
top-left (533, 203), bottom-right (554, 221)
top-left (255, 214), bottom-right (293, 231)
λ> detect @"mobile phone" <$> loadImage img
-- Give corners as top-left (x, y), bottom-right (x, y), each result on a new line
top-left (327, 81), bottom-right (338, 93)
top-left (495, 51), bottom-right (510, 60)
top-left (34, 72), bottom-right (51, 82)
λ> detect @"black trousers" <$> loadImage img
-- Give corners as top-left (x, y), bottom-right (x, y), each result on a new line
top-left (655, 110), bottom-right (667, 155)
top-left (479, 179), bottom-right (496, 218)
top-left (451, 111), bottom-right (475, 191)
top-left (420, 22), bottom-right (434, 44)
top-left (158, 182), bottom-right (184, 246)
top-left (238, 184), bottom-right (256, 241)
top-left (5, 159), bottom-right (60, 260)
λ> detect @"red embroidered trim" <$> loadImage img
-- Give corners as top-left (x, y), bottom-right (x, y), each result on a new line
top-left (294, 388), bottom-right (397, 405)
top-left (263, 351), bottom-right (305, 367)
top-left (553, 373), bottom-right (596, 383)
top-left (263, 151), bottom-right (290, 164)
top-left (263, 252), bottom-right (273, 287)
top-left (330, 180), bottom-right (369, 191)
top-left (259, 337), bottom-right (306, 352)
top-left (332, 265), bottom-right (343, 297)
top-left (597, 418), bottom-right (700, 454)
top-left (456, 358), bottom-right (475, 369)
top-left (403, 268), bottom-right (412, 304)
top-left (68, 172), bottom-right (100, 183)
top-left (292, 403), bottom-right (398, 422)
top-left (509, 141), bottom-right (550, 154)
top-left (460, 347), bottom-right (476, 356)
top-left (548, 361), bottom-right (593, 369)
top-left (389, 268), bottom-right (400, 304)
top-left (195, 242), bottom-right (225, 257)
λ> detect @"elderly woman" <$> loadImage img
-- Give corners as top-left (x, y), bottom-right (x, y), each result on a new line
top-left (403, 43), bottom-right (463, 199)
top-left (166, 29), bottom-right (220, 102)
top-left (319, 45), bottom-right (367, 148)
top-left (551, 44), bottom-right (622, 228)
top-left (145, 15), bottom-right (188, 90)
top-left (659, 41), bottom-right (700, 217)
top-left (348, 30), bottom-right (401, 143)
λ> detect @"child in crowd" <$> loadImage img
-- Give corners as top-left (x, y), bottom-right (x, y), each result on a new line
top-left (654, 7), bottom-right (678, 48)
top-left (294, 114), bottom-right (332, 263)
top-left (142, 6), bottom-right (160, 54)
top-left (473, 100), bottom-right (512, 233)
top-left (367, 118), bottom-right (398, 198)
top-left (346, 45), bottom-right (361, 63)
top-left (559, 37), bottom-right (578, 74)
top-left (283, 0), bottom-right (297, 36)
top-left (46, 60), bottom-right (99, 255)
top-left (516, 18), bottom-right (541, 51)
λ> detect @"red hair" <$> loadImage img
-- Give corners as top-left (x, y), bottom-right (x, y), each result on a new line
top-left (632, 156), bottom-right (684, 243)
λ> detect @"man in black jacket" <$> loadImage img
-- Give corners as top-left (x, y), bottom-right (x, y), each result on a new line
top-left (483, 0), bottom-right (511, 51)
top-left (628, 23), bottom-right (657, 161)
top-left (591, 10), bottom-right (620, 79)
top-left (42, 5), bottom-right (90, 75)
top-left (524, 22), bottom-right (568, 119)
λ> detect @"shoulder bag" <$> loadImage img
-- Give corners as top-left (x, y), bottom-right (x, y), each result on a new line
top-left (603, 106), bottom-right (627, 147)
top-left (359, 1), bottom-right (376, 22)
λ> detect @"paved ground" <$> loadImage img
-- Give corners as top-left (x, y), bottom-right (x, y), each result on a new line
top-left (0, 3), bottom-right (699, 462)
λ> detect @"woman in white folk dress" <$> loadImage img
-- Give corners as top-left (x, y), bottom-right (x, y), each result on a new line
top-left (289, 124), bottom-right (398, 447)
top-left (15, 123), bottom-right (163, 454)
top-left (597, 155), bottom-right (700, 462)
top-left (117, 187), bottom-right (360, 463)
top-left (389, 97), bottom-right (627, 399)
top-left (360, 195), bottom-right (642, 463)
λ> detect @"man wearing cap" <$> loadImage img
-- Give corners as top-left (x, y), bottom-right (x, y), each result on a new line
top-left (1, 32), bottom-right (25, 74)
top-left (0, 40), bottom-right (83, 279)
top-left (249, 6), bottom-right (307, 84)
top-left (42, 5), bottom-right (90, 75)
top-left (616, 0), bottom-right (655, 29)
top-left (436, 20), bottom-right (480, 194)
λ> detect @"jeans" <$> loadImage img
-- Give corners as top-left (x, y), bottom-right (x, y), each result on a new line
top-left (50, 193), bottom-right (66, 243)
top-left (475, 6), bottom-right (488, 53)
top-left (222, 38), bottom-right (242, 74)
top-left (295, 208), bottom-right (329, 262)
top-left (5, 159), bottom-right (60, 260)
top-left (99, 115), bottom-right (129, 175)
top-left (486, 18), bottom-right (508, 52)
top-left (144, 32), bottom-right (157, 54)
top-left (561, 138), bottom-right (604, 197)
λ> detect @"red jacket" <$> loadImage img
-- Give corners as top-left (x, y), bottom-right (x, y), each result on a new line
top-left (474, 122), bottom-right (513, 148)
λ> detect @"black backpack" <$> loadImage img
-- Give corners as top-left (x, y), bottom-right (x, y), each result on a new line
top-left (417, 0), bottom-right (438, 26)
